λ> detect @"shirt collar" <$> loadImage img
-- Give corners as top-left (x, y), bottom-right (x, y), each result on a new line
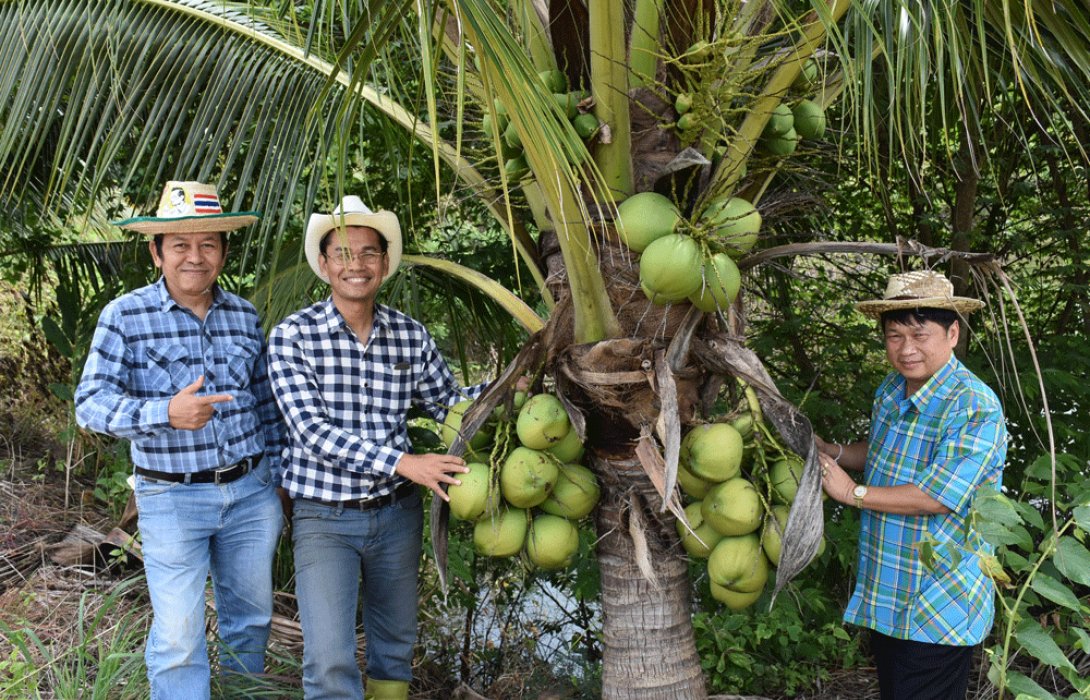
top-left (902, 355), bottom-right (960, 413)
top-left (154, 277), bottom-right (225, 312)
top-left (317, 298), bottom-right (391, 335)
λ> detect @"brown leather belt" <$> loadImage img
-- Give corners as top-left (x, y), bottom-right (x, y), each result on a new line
top-left (134, 455), bottom-right (259, 485)
top-left (296, 481), bottom-right (417, 511)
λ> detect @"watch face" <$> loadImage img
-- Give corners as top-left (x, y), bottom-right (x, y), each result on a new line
top-left (853, 485), bottom-right (867, 498)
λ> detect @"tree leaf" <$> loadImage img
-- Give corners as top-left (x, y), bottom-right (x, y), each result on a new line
top-left (1014, 621), bottom-right (1076, 671)
top-left (1073, 505), bottom-right (1090, 533)
top-left (974, 490), bottom-right (1023, 527)
top-left (41, 316), bottom-right (72, 358)
top-left (1029, 573), bottom-right (1084, 612)
top-left (1003, 670), bottom-right (1058, 700)
top-left (1054, 536), bottom-right (1090, 586)
top-left (1071, 626), bottom-right (1090, 653)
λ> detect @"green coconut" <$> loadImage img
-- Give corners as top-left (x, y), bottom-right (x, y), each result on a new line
top-left (770, 455), bottom-right (805, 504)
top-left (619, 194), bottom-right (679, 245)
top-left (676, 501), bottom-right (724, 559)
top-left (538, 69), bottom-right (567, 94)
top-left (540, 463), bottom-right (600, 520)
top-left (677, 462), bottom-right (712, 500)
top-left (526, 514), bottom-right (580, 569)
top-left (765, 103), bottom-right (795, 137)
top-left (493, 97), bottom-right (509, 118)
top-left (552, 92), bottom-right (577, 120)
top-left (677, 113), bottom-right (697, 131)
top-left (681, 423), bottom-right (744, 482)
top-left (503, 120), bottom-right (523, 150)
top-left (500, 446), bottom-right (559, 508)
top-left (707, 534), bottom-right (765, 587)
top-left (792, 58), bottom-right (818, 90)
top-left (546, 428), bottom-right (585, 463)
top-left (700, 197), bottom-right (761, 258)
top-left (448, 462), bottom-right (492, 522)
top-left (701, 477), bottom-right (763, 536)
top-left (516, 393), bottom-right (571, 450)
top-left (615, 192), bottom-right (681, 253)
top-left (504, 155), bottom-right (530, 181)
top-left (792, 99), bottom-right (826, 140)
top-left (481, 111), bottom-right (510, 138)
top-left (674, 93), bottom-right (693, 115)
top-left (689, 253), bottom-right (742, 312)
top-left (682, 40), bottom-right (712, 63)
top-left (709, 581), bottom-right (763, 610)
top-left (761, 504), bottom-right (790, 565)
top-left (639, 234), bottom-right (704, 302)
top-left (572, 113), bottom-right (601, 140)
top-left (473, 507), bottom-right (528, 557)
top-left (729, 411), bottom-right (755, 440)
top-left (440, 399), bottom-right (492, 456)
top-left (761, 127), bottom-right (799, 157)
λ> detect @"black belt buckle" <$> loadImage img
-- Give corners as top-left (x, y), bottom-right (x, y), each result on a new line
top-left (212, 455), bottom-right (255, 485)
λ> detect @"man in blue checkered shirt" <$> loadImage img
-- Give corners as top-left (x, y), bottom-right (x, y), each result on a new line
top-left (75, 181), bottom-right (283, 700)
top-left (268, 196), bottom-right (485, 700)
top-left (816, 270), bottom-right (1007, 700)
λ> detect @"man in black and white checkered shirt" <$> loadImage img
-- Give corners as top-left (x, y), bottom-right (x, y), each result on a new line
top-left (268, 196), bottom-right (485, 700)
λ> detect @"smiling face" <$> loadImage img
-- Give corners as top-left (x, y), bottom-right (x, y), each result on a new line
top-left (319, 225), bottom-right (389, 309)
top-left (149, 232), bottom-right (226, 311)
top-left (883, 317), bottom-right (959, 395)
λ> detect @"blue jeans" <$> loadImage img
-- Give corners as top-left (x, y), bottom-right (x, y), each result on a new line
top-left (291, 490), bottom-right (423, 700)
top-left (135, 461), bottom-right (281, 700)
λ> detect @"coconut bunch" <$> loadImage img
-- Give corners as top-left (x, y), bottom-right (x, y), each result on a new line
top-left (674, 389), bottom-right (825, 610)
top-left (758, 60), bottom-right (828, 157)
top-left (615, 192), bottom-right (755, 310)
top-left (441, 392), bottom-right (600, 571)
top-left (483, 70), bottom-right (597, 183)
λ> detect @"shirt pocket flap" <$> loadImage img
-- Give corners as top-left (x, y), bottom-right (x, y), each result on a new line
top-left (146, 344), bottom-right (187, 366)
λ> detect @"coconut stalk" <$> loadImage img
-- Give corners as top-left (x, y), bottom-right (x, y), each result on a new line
top-left (629, 0), bottom-right (664, 89)
top-left (589, 0), bottom-right (634, 201)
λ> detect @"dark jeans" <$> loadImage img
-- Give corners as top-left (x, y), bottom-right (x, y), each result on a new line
top-left (871, 630), bottom-right (974, 700)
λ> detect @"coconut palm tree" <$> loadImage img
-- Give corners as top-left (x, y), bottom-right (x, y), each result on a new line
top-left (2, 1), bottom-right (1088, 697)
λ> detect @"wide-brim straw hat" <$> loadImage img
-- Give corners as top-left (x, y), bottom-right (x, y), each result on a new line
top-left (856, 270), bottom-right (984, 319)
top-left (114, 181), bottom-right (260, 234)
top-left (304, 196), bottom-right (403, 284)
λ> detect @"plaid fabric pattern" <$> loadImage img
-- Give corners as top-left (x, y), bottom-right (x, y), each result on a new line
top-left (75, 279), bottom-right (284, 476)
top-left (268, 300), bottom-right (482, 502)
top-left (844, 356), bottom-right (1006, 645)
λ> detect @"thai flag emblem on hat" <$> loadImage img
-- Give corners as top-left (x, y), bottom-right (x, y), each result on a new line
top-left (192, 194), bottom-right (222, 214)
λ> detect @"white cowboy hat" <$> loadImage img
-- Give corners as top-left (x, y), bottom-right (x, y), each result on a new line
top-left (856, 270), bottom-right (984, 319)
top-left (114, 181), bottom-right (260, 234)
top-left (304, 196), bottom-right (403, 284)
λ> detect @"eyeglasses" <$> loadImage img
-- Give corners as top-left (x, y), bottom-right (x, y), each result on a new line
top-left (323, 249), bottom-right (386, 266)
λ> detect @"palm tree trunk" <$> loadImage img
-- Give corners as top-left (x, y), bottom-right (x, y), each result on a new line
top-left (593, 452), bottom-right (706, 699)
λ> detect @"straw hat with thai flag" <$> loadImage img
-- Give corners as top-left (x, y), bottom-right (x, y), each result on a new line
top-left (113, 181), bottom-right (260, 234)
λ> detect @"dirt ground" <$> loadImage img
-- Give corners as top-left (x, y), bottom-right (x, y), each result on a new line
top-left (0, 470), bottom-right (1018, 700)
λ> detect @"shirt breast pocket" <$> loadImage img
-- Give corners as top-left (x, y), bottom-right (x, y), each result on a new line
top-left (223, 341), bottom-right (259, 389)
top-left (144, 344), bottom-right (191, 394)
top-left (371, 361), bottom-right (414, 408)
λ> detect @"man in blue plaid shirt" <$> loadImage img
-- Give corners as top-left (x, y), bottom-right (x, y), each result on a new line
top-left (816, 270), bottom-right (1007, 700)
top-left (268, 196), bottom-right (485, 700)
top-left (75, 181), bottom-right (283, 699)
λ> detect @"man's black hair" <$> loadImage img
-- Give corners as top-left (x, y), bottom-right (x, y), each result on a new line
top-left (319, 227), bottom-right (389, 256)
top-left (879, 307), bottom-right (959, 331)
top-left (152, 232), bottom-right (228, 255)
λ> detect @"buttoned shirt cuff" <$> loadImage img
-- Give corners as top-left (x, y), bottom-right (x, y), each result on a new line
top-left (141, 398), bottom-right (173, 433)
top-left (375, 446), bottom-right (404, 477)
